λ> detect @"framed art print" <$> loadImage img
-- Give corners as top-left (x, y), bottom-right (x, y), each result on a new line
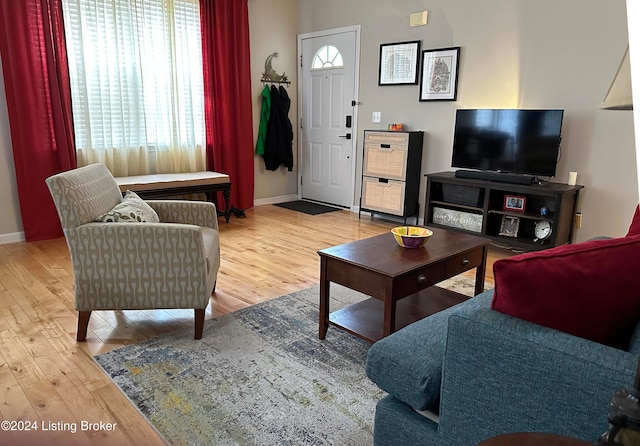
top-left (419, 46), bottom-right (460, 101)
top-left (378, 40), bottom-right (421, 85)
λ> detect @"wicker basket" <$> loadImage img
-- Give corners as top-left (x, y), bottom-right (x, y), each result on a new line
top-left (362, 177), bottom-right (405, 216)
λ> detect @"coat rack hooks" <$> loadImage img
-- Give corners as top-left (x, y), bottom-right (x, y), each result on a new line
top-left (260, 52), bottom-right (291, 85)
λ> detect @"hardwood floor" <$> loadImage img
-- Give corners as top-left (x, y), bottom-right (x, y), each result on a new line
top-left (0, 205), bottom-right (508, 445)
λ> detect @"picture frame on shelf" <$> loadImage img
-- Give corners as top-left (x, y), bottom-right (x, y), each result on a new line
top-left (419, 46), bottom-right (460, 101)
top-left (504, 195), bottom-right (526, 212)
top-left (378, 40), bottom-right (421, 85)
top-left (499, 215), bottom-right (520, 237)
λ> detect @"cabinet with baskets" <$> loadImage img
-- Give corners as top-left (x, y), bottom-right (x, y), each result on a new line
top-left (359, 130), bottom-right (424, 222)
top-left (424, 171), bottom-right (584, 251)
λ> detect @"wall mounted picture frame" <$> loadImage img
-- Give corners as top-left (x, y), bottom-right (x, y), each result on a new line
top-left (504, 195), bottom-right (526, 212)
top-left (419, 46), bottom-right (460, 101)
top-left (378, 40), bottom-right (421, 85)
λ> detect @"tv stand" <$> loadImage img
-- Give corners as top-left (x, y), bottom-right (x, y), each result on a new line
top-left (454, 170), bottom-right (536, 185)
top-left (425, 172), bottom-right (584, 252)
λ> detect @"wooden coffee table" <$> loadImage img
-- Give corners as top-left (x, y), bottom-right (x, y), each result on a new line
top-left (318, 227), bottom-right (490, 342)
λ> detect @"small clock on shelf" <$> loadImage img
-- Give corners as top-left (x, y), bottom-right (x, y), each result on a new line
top-left (534, 220), bottom-right (552, 243)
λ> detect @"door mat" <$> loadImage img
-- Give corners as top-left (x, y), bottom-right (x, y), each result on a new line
top-left (274, 200), bottom-right (342, 215)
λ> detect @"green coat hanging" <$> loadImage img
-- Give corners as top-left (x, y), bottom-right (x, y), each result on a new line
top-left (255, 85), bottom-right (271, 155)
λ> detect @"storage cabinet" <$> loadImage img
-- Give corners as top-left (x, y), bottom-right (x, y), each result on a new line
top-left (424, 171), bottom-right (584, 251)
top-left (359, 130), bottom-right (424, 222)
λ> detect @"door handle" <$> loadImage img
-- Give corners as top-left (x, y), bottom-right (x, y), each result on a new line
top-left (338, 133), bottom-right (352, 140)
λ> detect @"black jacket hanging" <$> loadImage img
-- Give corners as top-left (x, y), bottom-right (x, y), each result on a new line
top-left (278, 85), bottom-right (294, 171)
top-left (262, 85), bottom-right (294, 171)
top-left (263, 85), bottom-right (282, 170)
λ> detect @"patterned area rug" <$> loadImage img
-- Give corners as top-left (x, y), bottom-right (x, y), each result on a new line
top-left (95, 276), bottom-right (481, 445)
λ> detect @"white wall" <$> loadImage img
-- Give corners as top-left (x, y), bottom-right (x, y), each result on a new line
top-left (249, 0), bottom-right (299, 204)
top-left (297, 0), bottom-right (637, 241)
top-left (0, 54), bottom-right (24, 244)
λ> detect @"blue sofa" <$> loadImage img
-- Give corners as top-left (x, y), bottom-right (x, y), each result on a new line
top-left (365, 290), bottom-right (639, 446)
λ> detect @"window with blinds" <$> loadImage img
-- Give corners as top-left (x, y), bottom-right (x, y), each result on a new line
top-left (61, 0), bottom-right (205, 168)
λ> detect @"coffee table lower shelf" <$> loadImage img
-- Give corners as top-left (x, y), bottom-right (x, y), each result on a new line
top-left (329, 286), bottom-right (470, 343)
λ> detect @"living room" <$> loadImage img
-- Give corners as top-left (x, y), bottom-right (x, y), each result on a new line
top-left (0, 0), bottom-right (638, 243)
top-left (0, 0), bottom-right (638, 445)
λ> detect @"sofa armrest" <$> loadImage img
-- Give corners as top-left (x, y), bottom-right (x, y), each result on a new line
top-left (366, 291), bottom-right (494, 411)
top-left (437, 307), bottom-right (637, 445)
top-left (147, 200), bottom-right (218, 231)
top-left (65, 222), bottom-right (211, 310)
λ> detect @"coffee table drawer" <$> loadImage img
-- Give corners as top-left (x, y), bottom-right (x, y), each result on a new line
top-left (394, 263), bottom-right (445, 297)
top-left (445, 249), bottom-right (483, 277)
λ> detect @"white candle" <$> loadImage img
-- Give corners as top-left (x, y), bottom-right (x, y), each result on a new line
top-left (568, 171), bottom-right (578, 186)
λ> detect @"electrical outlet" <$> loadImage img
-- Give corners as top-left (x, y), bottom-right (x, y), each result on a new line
top-left (372, 112), bottom-right (381, 123)
top-left (574, 212), bottom-right (582, 228)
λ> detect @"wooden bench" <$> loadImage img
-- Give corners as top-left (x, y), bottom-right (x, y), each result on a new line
top-left (115, 172), bottom-right (232, 222)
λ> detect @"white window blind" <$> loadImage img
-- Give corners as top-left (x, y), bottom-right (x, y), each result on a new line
top-left (62, 0), bottom-right (205, 175)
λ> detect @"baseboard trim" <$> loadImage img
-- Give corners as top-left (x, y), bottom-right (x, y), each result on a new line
top-left (0, 231), bottom-right (25, 245)
top-left (254, 194), bottom-right (299, 207)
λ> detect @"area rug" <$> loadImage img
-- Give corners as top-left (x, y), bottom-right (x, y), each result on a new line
top-left (274, 200), bottom-right (342, 215)
top-left (94, 276), bottom-right (481, 446)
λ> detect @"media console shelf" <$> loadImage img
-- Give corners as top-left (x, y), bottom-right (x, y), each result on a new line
top-left (424, 171), bottom-right (584, 252)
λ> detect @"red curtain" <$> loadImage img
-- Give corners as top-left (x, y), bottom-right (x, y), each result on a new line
top-left (0, 0), bottom-right (76, 241)
top-left (200, 0), bottom-right (254, 210)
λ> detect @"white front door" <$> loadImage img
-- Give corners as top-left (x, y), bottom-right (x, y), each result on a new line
top-left (298, 27), bottom-right (360, 208)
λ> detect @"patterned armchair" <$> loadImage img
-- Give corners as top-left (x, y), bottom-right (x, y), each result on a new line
top-left (46, 163), bottom-right (220, 341)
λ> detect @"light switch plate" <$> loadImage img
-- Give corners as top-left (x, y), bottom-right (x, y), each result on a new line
top-left (372, 112), bottom-right (381, 123)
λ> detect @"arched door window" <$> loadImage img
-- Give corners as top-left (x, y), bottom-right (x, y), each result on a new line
top-left (312, 45), bottom-right (344, 69)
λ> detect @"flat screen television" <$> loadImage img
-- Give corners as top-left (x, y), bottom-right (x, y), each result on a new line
top-left (451, 109), bottom-right (564, 178)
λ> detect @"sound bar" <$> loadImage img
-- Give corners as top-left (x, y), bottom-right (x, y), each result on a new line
top-left (454, 170), bottom-right (536, 185)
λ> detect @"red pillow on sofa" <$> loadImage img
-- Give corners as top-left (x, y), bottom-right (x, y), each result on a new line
top-left (491, 235), bottom-right (640, 349)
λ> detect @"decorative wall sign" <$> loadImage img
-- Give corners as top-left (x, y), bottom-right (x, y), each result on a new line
top-left (432, 207), bottom-right (482, 233)
top-left (419, 46), bottom-right (460, 101)
top-left (378, 41), bottom-right (421, 85)
top-left (261, 52), bottom-right (290, 84)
